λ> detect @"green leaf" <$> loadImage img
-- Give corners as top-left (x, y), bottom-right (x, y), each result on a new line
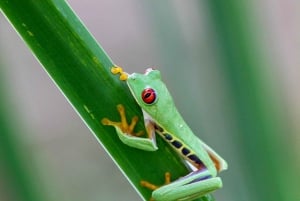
top-left (0, 1), bottom-right (214, 200)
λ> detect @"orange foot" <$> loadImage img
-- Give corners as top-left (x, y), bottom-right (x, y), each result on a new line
top-left (140, 172), bottom-right (171, 201)
top-left (101, 104), bottom-right (144, 137)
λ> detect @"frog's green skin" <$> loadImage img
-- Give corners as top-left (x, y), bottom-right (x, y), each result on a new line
top-left (104, 68), bottom-right (227, 201)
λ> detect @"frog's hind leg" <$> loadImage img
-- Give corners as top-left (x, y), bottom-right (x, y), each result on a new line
top-left (141, 172), bottom-right (171, 191)
top-left (152, 170), bottom-right (222, 201)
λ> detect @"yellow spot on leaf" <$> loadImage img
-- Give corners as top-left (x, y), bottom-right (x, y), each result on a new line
top-left (27, 31), bottom-right (34, 36)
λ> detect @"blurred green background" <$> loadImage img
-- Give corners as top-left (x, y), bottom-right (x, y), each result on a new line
top-left (0, 1), bottom-right (299, 201)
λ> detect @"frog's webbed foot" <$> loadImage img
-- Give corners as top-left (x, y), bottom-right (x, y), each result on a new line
top-left (102, 104), bottom-right (158, 151)
top-left (101, 104), bottom-right (144, 137)
top-left (111, 65), bottom-right (128, 81)
top-left (141, 172), bottom-right (171, 190)
top-left (141, 172), bottom-right (171, 201)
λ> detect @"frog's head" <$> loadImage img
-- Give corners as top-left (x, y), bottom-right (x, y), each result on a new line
top-left (127, 68), bottom-right (161, 106)
top-left (126, 68), bottom-right (173, 119)
top-left (111, 66), bottom-right (176, 124)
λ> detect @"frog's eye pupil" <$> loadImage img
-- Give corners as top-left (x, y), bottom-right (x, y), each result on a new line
top-left (142, 88), bottom-right (156, 104)
top-left (144, 93), bottom-right (151, 99)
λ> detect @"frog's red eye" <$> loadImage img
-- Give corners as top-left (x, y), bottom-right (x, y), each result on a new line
top-left (141, 88), bottom-right (156, 104)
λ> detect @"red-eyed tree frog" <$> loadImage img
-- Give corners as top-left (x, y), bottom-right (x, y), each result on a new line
top-left (101, 66), bottom-right (228, 201)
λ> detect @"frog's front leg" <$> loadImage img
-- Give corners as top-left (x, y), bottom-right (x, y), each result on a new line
top-left (101, 104), bottom-right (158, 151)
top-left (102, 104), bottom-right (143, 136)
top-left (142, 170), bottom-right (222, 201)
